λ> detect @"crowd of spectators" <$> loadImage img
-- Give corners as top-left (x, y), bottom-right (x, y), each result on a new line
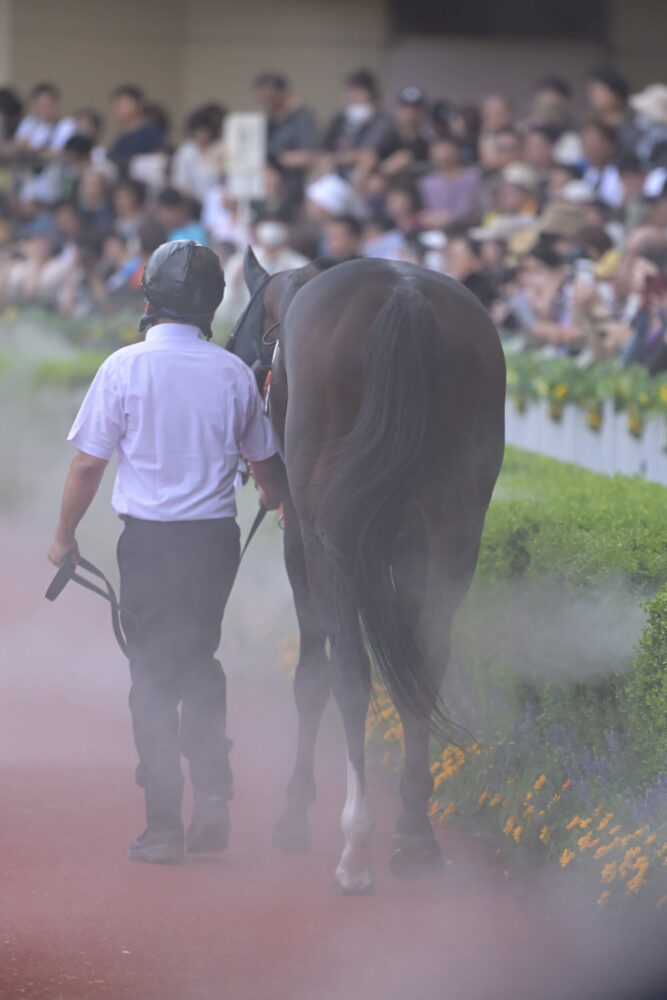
top-left (2, 67), bottom-right (667, 373)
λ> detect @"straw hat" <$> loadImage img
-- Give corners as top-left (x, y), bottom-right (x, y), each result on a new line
top-left (539, 201), bottom-right (587, 240)
top-left (631, 84), bottom-right (667, 126)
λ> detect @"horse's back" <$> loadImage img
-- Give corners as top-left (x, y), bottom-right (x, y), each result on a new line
top-left (282, 257), bottom-right (505, 512)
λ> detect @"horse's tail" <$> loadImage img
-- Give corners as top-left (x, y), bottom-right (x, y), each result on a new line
top-left (317, 282), bottom-right (451, 740)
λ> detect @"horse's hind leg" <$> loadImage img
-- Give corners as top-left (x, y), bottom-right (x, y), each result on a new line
top-left (330, 625), bottom-right (374, 894)
top-left (390, 515), bottom-right (484, 880)
top-left (273, 493), bottom-right (330, 853)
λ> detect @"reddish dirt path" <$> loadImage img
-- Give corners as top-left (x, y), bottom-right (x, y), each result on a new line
top-left (1, 528), bottom-right (665, 1000)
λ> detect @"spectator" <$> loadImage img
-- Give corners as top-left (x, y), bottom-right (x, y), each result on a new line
top-left (385, 178), bottom-right (422, 234)
top-left (77, 167), bottom-right (114, 233)
top-left (417, 137), bottom-right (481, 228)
top-left (323, 69), bottom-right (399, 180)
top-left (0, 87), bottom-right (23, 144)
top-left (479, 127), bottom-right (523, 175)
top-left (629, 84), bottom-right (667, 167)
top-left (529, 75), bottom-right (574, 133)
top-left (9, 82), bottom-right (76, 156)
top-left (108, 84), bottom-right (165, 172)
top-left (446, 104), bottom-right (481, 165)
top-left (495, 163), bottom-right (539, 220)
top-left (380, 87), bottom-right (431, 176)
top-left (324, 214), bottom-right (363, 258)
top-left (111, 178), bottom-right (148, 251)
top-left (254, 72), bottom-right (319, 208)
top-left (362, 213), bottom-right (406, 260)
top-left (524, 126), bottom-right (558, 207)
top-left (444, 232), bottom-right (496, 307)
top-left (581, 121), bottom-right (624, 208)
top-left (171, 104), bottom-right (226, 202)
top-left (156, 187), bottom-right (208, 244)
top-left (480, 94), bottom-right (514, 136)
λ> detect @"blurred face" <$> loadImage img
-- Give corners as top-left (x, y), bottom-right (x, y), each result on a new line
top-left (192, 125), bottom-right (213, 149)
top-left (481, 239), bottom-right (505, 270)
top-left (445, 238), bottom-right (479, 280)
top-left (630, 255), bottom-right (659, 294)
top-left (56, 206), bottom-right (81, 240)
top-left (481, 95), bottom-right (513, 134)
top-left (256, 85), bottom-right (286, 116)
top-left (79, 169), bottom-right (107, 206)
top-left (586, 81), bottom-right (621, 116)
top-left (157, 203), bottom-right (184, 230)
top-left (111, 94), bottom-right (141, 126)
top-left (113, 185), bottom-right (140, 217)
top-left (347, 85), bottom-right (374, 110)
top-left (581, 126), bottom-right (614, 167)
top-left (103, 234), bottom-right (128, 267)
top-left (395, 101), bottom-right (422, 131)
top-left (325, 220), bottom-right (360, 257)
top-left (497, 182), bottom-right (530, 215)
top-left (430, 139), bottom-right (460, 171)
top-left (620, 170), bottom-right (646, 202)
top-left (385, 188), bottom-right (414, 221)
top-left (548, 165), bottom-right (575, 199)
top-left (531, 90), bottom-right (568, 127)
top-left (524, 132), bottom-right (554, 171)
top-left (31, 91), bottom-right (59, 123)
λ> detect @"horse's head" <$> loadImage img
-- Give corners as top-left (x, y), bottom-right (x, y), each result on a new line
top-left (226, 246), bottom-right (274, 373)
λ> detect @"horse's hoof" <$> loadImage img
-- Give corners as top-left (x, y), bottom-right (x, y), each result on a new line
top-left (332, 870), bottom-right (374, 895)
top-left (272, 811), bottom-right (311, 853)
top-left (389, 833), bottom-right (444, 880)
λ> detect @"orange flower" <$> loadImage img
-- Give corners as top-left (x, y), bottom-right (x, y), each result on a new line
top-left (597, 891), bottom-right (611, 907)
top-left (562, 779), bottom-right (572, 790)
top-left (560, 849), bottom-right (575, 868)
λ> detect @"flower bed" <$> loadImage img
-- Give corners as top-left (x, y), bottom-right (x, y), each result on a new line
top-left (367, 448), bottom-right (667, 910)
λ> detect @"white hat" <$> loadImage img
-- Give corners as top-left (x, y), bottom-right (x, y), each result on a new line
top-left (306, 173), bottom-right (363, 218)
top-left (631, 84), bottom-right (667, 126)
top-left (560, 179), bottom-right (597, 204)
top-left (501, 162), bottom-right (538, 191)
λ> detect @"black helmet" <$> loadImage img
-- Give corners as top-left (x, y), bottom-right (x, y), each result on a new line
top-left (140, 240), bottom-right (225, 338)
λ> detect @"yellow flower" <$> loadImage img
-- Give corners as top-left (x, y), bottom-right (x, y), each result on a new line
top-left (523, 805), bottom-right (535, 821)
top-left (489, 794), bottom-right (502, 807)
top-left (539, 826), bottom-right (549, 845)
top-left (626, 872), bottom-right (646, 894)
top-left (579, 818), bottom-right (592, 828)
top-left (594, 844), bottom-right (615, 859)
top-left (597, 813), bottom-right (614, 831)
top-left (506, 778), bottom-right (515, 785)
top-left (533, 774), bottom-right (547, 791)
top-left (560, 849), bottom-right (575, 868)
top-left (478, 790), bottom-right (489, 805)
top-left (553, 382), bottom-right (569, 400)
top-left (562, 779), bottom-right (571, 790)
top-left (609, 825), bottom-right (622, 836)
top-left (503, 816), bottom-right (517, 836)
top-left (597, 891), bottom-right (611, 907)
top-left (512, 825), bottom-right (523, 843)
top-left (657, 896), bottom-right (667, 909)
top-left (659, 385), bottom-right (667, 405)
top-left (566, 815), bottom-right (580, 831)
top-left (601, 862), bottom-right (617, 884)
top-left (578, 832), bottom-right (599, 851)
top-left (645, 833), bottom-right (657, 845)
top-left (593, 805), bottom-right (603, 819)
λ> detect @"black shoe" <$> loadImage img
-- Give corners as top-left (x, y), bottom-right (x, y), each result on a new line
top-left (186, 796), bottom-right (230, 854)
top-left (129, 828), bottom-right (185, 865)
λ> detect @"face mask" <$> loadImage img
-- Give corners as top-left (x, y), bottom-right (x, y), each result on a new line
top-left (345, 104), bottom-right (374, 127)
top-left (256, 222), bottom-right (288, 248)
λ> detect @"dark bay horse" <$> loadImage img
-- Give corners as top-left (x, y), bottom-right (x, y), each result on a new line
top-left (228, 249), bottom-right (505, 892)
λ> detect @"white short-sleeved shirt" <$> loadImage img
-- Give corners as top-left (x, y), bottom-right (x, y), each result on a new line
top-left (68, 323), bottom-right (277, 521)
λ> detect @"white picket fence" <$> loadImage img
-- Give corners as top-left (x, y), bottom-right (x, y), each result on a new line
top-left (504, 399), bottom-right (667, 486)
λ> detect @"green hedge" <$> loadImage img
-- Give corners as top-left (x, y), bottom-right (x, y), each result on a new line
top-left (451, 449), bottom-right (667, 783)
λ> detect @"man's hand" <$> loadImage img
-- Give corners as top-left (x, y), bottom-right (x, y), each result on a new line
top-left (48, 537), bottom-right (80, 568)
top-left (248, 454), bottom-right (287, 511)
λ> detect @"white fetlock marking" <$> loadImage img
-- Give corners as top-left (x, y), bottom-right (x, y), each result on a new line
top-left (335, 756), bottom-right (374, 892)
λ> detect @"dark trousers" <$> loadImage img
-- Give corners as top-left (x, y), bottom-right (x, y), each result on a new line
top-left (117, 516), bottom-right (240, 831)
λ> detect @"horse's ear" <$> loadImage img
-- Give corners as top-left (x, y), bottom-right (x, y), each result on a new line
top-left (243, 245), bottom-right (269, 295)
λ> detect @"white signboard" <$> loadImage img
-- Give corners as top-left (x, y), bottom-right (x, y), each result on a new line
top-left (224, 112), bottom-right (266, 200)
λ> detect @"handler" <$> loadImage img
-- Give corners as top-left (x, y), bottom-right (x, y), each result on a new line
top-left (48, 240), bottom-right (283, 864)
